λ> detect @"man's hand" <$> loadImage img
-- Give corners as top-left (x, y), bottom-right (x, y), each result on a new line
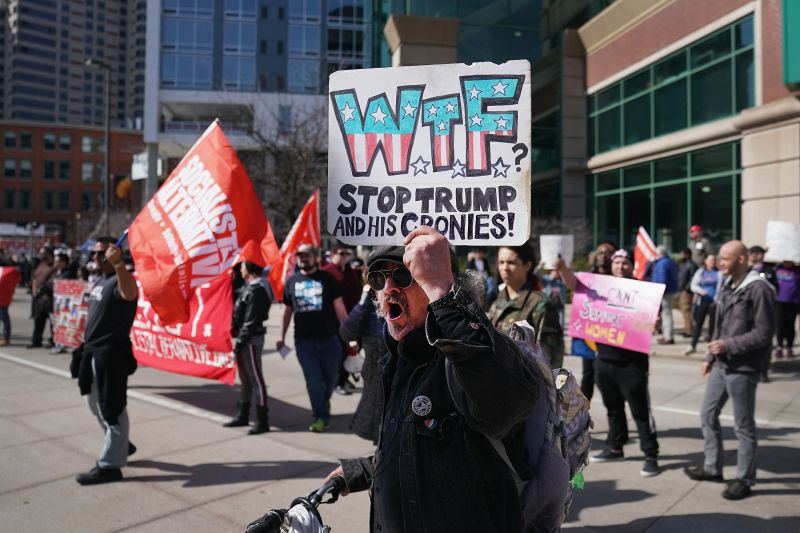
top-left (708, 339), bottom-right (727, 355)
top-left (105, 244), bottom-right (123, 267)
top-left (276, 339), bottom-right (285, 351)
top-left (403, 226), bottom-right (454, 302)
top-left (324, 465), bottom-right (349, 496)
top-left (701, 361), bottom-right (712, 379)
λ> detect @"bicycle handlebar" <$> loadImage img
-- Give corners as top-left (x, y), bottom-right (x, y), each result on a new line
top-left (244, 476), bottom-right (347, 533)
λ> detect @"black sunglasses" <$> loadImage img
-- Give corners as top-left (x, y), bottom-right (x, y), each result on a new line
top-left (367, 267), bottom-right (414, 291)
top-left (91, 251), bottom-right (105, 257)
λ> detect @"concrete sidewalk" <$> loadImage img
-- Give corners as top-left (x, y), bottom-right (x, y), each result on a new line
top-left (1, 287), bottom-right (798, 532)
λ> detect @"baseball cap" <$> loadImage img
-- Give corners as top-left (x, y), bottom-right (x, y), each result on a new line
top-left (367, 245), bottom-right (459, 274)
top-left (689, 225), bottom-right (702, 233)
top-left (611, 249), bottom-right (632, 262)
top-left (296, 244), bottom-right (318, 255)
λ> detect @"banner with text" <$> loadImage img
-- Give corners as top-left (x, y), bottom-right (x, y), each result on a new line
top-left (131, 275), bottom-right (236, 385)
top-left (53, 279), bottom-right (91, 349)
top-left (540, 235), bottom-right (573, 269)
top-left (568, 272), bottom-right (665, 354)
top-left (327, 61), bottom-right (531, 245)
top-left (764, 220), bottom-right (800, 263)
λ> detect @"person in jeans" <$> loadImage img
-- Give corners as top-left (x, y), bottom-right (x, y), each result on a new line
top-left (0, 262), bottom-right (21, 346)
top-left (685, 253), bottom-right (723, 356)
top-left (75, 237), bottom-right (138, 485)
top-left (677, 248), bottom-right (697, 338)
top-left (774, 261), bottom-right (799, 359)
top-left (223, 261), bottom-right (272, 434)
top-left (684, 241), bottom-right (775, 500)
top-left (589, 249), bottom-right (661, 477)
top-left (651, 245), bottom-right (680, 345)
top-left (278, 244), bottom-right (348, 433)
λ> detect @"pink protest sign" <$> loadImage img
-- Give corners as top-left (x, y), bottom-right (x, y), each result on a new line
top-left (568, 272), bottom-right (665, 354)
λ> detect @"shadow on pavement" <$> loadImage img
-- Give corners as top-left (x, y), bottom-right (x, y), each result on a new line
top-left (125, 458), bottom-right (337, 487)
top-left (586, 513), bottom-right (798, 532)
top-left (566, 480), bottom-right (654, 522)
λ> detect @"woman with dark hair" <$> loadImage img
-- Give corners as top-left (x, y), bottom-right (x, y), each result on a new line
top-left (487, 242), bottom-right (564, 369)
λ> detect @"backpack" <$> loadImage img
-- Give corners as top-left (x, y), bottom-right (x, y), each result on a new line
top-left (486, 320), bottom-right (593, 532)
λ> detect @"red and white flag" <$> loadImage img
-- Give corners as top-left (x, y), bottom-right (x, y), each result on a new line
top-left (0, 266), bottom-right (21, 308)
top-left (633, 226), bottom-right (656, 280)
top-left (129, 121), bottom-right (281, 325)
top-left (269, 189), bottom-right (320, 301)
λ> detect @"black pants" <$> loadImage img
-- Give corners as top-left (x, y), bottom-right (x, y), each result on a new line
top-left (595, 357), bottom-right (659, 456)
top-left (776, 302), bottom-right (799, 348)
top-left (581, 358), bottom-right (595, 401)
top-left (691, 299), bottom-right (716, 348)
top-left (31, 310), bottom-right (50, 345)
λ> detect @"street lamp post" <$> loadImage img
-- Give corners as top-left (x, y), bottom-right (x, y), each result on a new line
top-left (85, 58), bottom-right (111, 236)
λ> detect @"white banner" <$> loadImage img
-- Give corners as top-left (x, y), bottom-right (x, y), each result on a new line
top-left (327, 61), bottom-right (532, 245)
top-left (764, 220), bottom-right (800, 263)
top-left (540, 234), bottom-right (574, 269)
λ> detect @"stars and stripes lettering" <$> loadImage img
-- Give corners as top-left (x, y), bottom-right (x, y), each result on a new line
top-left (420, 94), bottom-right (462, 171)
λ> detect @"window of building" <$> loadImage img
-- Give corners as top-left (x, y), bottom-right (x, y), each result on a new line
top-left (43, 133), bottom-right (56, 150)
top-left (161, 53), bottom-right (212, 88)
top-left (59, 133), bottom-right (71, 150)
top-left (44, 161), bottom-right (56, 179)
top-left (277, 40), bottom-right (284, 54)
top-left (260, 40), bottom-right (267, 54)
top-left (223, 56), bottom-right (256, 90)
top-left (43, 190), bottom-right (55, 211)
top-left (288, 59), bottom-right (320, 93)
top-left (59, 161), bottom-right (71, 180)
top-left (223, 0), bottom-right (256, 18)
top-left (278, 7), bottom-right (285, 19)
top-left (589, 15), bottom-right (754, 155)
top-left (19, 190), bottom-right (32, 211)
top-left (223, 21), bottom-right (256, 53)
top-left (81, 162), bottom-right (94, 182)
top-left (3, 190), bottom-right (14, 211)
top-left (162, 18), bottom-right (213, 52)
top-left (3, 159), bottom-right (15, 179)
top-left (289, 25), bottom-right (321, 58)
top-left (261, 5), bottom-right (267, 18)
top-left (81, 191), bottom-right (92, 211)
top-left (58, 190), bottom-right (70, 211)
top-left (327, 0), bottom-right (365, 25)
top-left (20, 132), bottom-right (32, 149)
top-left (326, 27), bottom-right (364, 61)
top-left (532, 111), bottom-right (559, 174)
top-left (290, 0), bottom-right (321, 23)
top-left (590, 142), bottom-right (739, 251)
top-left (4, 132), bottom-right (15, 149)
top-left (82, 136), bottom-right (94, 152)
top-left (162, 0), bottom-right (213, 17)
top-left (20, 159), bottom-right (32, 179)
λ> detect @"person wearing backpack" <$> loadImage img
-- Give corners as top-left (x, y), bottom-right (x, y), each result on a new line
top-left (589, 249), bottom-right (662, 477)
top-left (323, 226), bottom-right (548, 533)
top-left (488, 243), bottom-right (565, 369)
top-left (685, 241), bottom-right (776, 500)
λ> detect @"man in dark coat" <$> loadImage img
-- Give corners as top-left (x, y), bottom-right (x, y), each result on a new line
top-left (76, 237), bottom-right (138, 485)
top-left (324, 226), bottom-right (544, 532)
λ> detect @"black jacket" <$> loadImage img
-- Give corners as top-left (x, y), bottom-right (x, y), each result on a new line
top-left (340, 287), bottom-right (545, 533)
top-left (232, 280), bottom-right (270, 345)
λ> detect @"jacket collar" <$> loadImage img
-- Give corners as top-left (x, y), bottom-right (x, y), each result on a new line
top-left (378, 323), bottom-right (435, 373)
top-left (497, 279), bottom-right (535, 309)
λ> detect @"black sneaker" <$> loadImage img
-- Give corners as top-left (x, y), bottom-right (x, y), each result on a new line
top-left (722, 479), bottom-right (752, 500)
top-left (640, 456), bottom-right (660, 477)
top-left (684, 464), bottom-right (724, 482)
top-left (590, 448), bottom-right (624, 463)
top-left (128, 442), bottom-right (136, 456)
top-left (76, 465), bottom-right (123, 485)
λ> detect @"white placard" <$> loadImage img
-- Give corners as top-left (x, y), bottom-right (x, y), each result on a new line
top-left (764, 220), bottom-right (800, 263)
top-left (540, 234), bottom-right (573, 269)
top-left (327, 61), bottom-right (532, 245)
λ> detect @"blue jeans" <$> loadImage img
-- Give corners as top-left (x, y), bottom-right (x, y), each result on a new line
top-left (295, 335), bottom-right (342, 421)
top-left (0, 306), bottom-right (9, 339)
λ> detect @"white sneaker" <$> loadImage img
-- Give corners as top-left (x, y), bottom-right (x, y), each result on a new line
top-left (684, 346), bottom-right (695, 356)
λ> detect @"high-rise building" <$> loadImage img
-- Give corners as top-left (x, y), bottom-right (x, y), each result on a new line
top-left (0, 0), bottom-right (144, 129)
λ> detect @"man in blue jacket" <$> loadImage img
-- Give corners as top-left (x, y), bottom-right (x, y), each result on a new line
top-left (651, 245), bottom-right (680, 345)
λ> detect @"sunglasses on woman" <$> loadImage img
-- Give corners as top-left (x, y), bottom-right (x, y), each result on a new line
top-left (367, 267), bottom-right (414, 291)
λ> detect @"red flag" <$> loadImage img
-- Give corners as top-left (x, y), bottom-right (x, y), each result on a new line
top-left (129, 121), bottom-right (281, 324)
top-left (633, 226), bottom-right (656, 280)
top-left (269, 189), bottom-right (320, 301)
top-left (0, 267), bottom-right (21, 307)
top-left (131, 274), bottom-right (236, 385)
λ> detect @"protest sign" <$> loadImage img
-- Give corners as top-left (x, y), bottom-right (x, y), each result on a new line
top-left (0, 266), bottom-right (21, 308)
top-left (540, 235), bottom-right (573, 268)
top-left (568, 272), bottom-right (665, 354)
top-left (130, 275), bottom-right (236, 385)
top-left (764, 220), bottom-right (800, 263)
top-left (129, 121), bottom-right (281, 325)
top-left (327, 60), bottom-right (531, 245)
top-left (269, 189), bottom-right (320, 301)
top-left (53, 279), bottom-right (91, 348)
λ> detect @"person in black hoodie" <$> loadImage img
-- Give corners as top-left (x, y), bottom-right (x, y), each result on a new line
top-left (323, 226), bottom-right (544, 533)
top-left (223, 261), bottom-right (271, 434)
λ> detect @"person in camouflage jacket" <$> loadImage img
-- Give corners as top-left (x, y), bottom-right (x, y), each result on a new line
top-left (488, 243), bottom-right (565, 369)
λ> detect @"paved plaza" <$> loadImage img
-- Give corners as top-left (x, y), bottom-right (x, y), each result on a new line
top-left (1, 289), bottom-right (798, 532)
